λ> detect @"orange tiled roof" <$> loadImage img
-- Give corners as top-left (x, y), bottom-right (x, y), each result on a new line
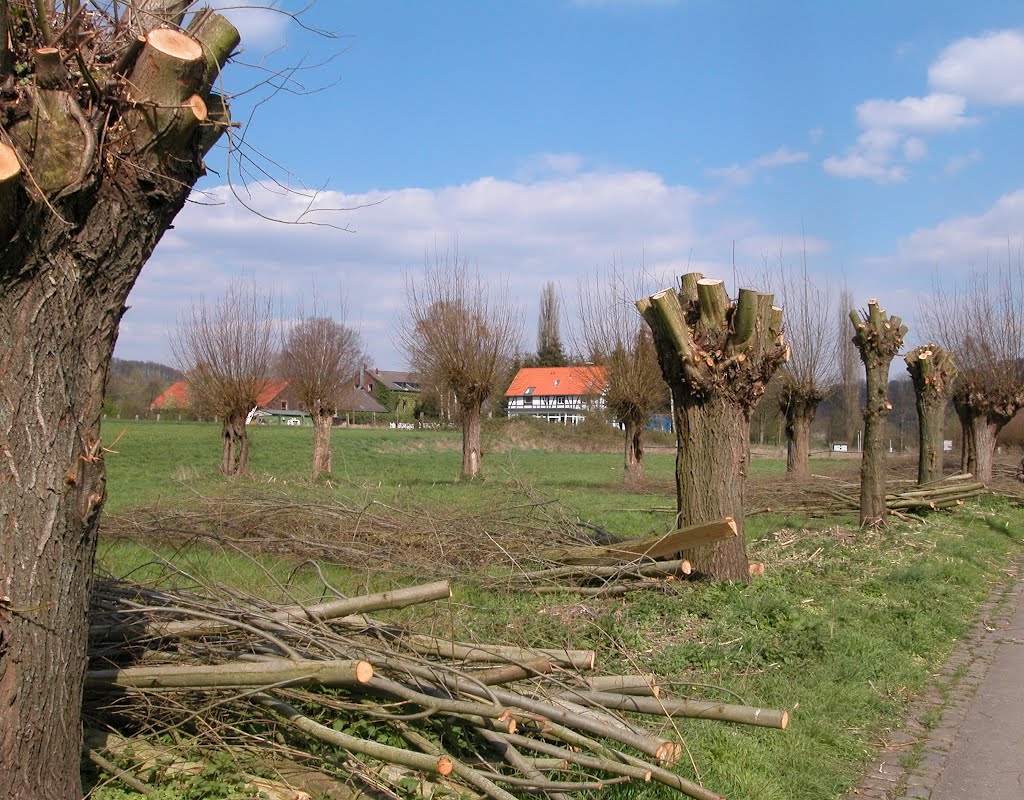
top-left (149, 380), bottom-right (190, 410)
top-left (149, 379), bottom-right (291, 410)
top-left (505, 366), bottom-right (607, 398)
top-left (255, 380), bottom-right (290, 407)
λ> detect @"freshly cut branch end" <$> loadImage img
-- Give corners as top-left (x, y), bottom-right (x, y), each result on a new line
top-left (146, 27), bottom-right (204, 62)
top-left (0, 143), bottom-right (19, 181)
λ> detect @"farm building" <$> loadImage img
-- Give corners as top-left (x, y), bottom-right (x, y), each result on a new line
top-left (149, 376), bottom-right (398, 424)
top-left (505, 366), bottom-right (608, 425)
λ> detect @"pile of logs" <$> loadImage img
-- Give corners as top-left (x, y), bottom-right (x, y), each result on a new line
top-left (826, 474), bottom-right (987, 520)
top-left (497, 519), bottom-right (739, 596)
top-left (87, 572), bottom-right (787, 800)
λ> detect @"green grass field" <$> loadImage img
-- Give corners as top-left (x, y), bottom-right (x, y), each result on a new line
top-left (93, 420), bottom-right (1024, 800)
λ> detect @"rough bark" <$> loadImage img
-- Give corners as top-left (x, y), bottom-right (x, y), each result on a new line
top-left (673, 395), bottom-right (750, 579)
top-left (312, 410), bottom-right (333, 478)
top-left (0, 10), bottom-right (236, 798)
top-left (461, 401), bottom-right (483, 480)
top-left (849, 301), bottom-right (907, 526)
top-left (623, 412), bottom-right (644, 482)
top-left (780, 382), bottom-right (823, 476)
top-left (969, 414), bottom-right (1000, 484)
top-left (950, 384), bottom-right (1022, 484)
top-left (954, 397), bottom-right (972, 474)
top-left (638, 274), bottom-right (787, 581)
top-left (904, 345), bottom-right (956, 485)
top-left (220, 413), bottom-right (249, 477)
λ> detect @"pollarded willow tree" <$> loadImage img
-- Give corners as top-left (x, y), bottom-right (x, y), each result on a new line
top-left (638, 273), bottom-right (788, 582)
top-left (279, 305), bottom-right (365, 480)
top-left (904, 344), bottom-right (956, 485)
top-left (172, 282), bottom-right (274, 477)
top-left (577, 265), bottom-right (667, 482)
top-left (0, 4), bottom-right (317, 796)
top-left (922, 265), bottom-right (1024, 484)
top-left (850, 300), bottom-right (907, 526)
top-left (400, 252), bottom-right (521, 480)
top-left (772, 260), bottom-right (837, 475)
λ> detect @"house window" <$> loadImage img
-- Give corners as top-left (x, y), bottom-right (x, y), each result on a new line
top-left (523, 396), bottom-right (533, 406)
top-left (281, 401), bottom-right (288, 410)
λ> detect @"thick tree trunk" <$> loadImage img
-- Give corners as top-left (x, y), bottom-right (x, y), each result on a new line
top-left (639, 275), bottom-right (787, 582)
top-left (460, 402), bottom-right (483, 480)
top-left (916, 397), bottom-right (946, 484)
top-left (623, 414), bottom-right (644, 482)
top-left (782, 391), bottom-right (820, 476)
top-left (970, 415), bottom-right (999, 484)
top-left (953, 396), bottom-right (1010, 484)
top-left (674, 394), bottom-right (750, 581)
top-left (954, 399), bottom-right (972, 474)
top-left (312, 411), bottom-right (333, 479)
top-left (0, 294), bottom-right (113, 800)
top-left (786, 411), bottom-right (810, 474)
top-left (905, 345), bottom-right (955, 485)
top-left (220, 414), bottom-right (249, 477)
top-left (850, 301), bottom-right (907, 527)
top-left (1, 14), bottom-right (236, 798)
top-left (860, 359), bottom-right (889, 524)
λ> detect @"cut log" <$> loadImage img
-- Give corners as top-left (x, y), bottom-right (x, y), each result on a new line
top-left (509, 558), bottom-right (691, 584)
top-left (566, 690), bottom-right (789, 729)
top-left (537, 518), bottom-right (737, 566)
top-left (471, 659), bottom-right (554, 685)
top-left (85, 658), bottom-right (373, 691)
top-left (583, 673), bottom-right (660, 698)
top-left (270, 579), bottom-right (452, 624)
top-left (397, 636), bottom-right (595, 670)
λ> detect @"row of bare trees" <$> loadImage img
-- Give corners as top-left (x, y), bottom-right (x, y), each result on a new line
top-left (173, 283), bottom-right (365, 480)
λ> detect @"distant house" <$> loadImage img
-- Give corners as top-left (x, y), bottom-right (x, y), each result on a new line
top-left (149, 379), bottom-right (308, 424)
top-left (353, 366), bottom-right (420, 418)
top-left (505, 366), bottom-right (608, 425)
top-left (150, 380), bottom-right (190, 411)
top-left (338, 384), bottom-right (387, 417)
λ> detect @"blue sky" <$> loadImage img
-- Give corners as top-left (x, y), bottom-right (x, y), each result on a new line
top-left (118, 1), bottom-right (1024, 369)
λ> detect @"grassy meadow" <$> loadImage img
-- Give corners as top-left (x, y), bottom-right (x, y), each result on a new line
top-left (92, 419), bottom-right (1024, 800)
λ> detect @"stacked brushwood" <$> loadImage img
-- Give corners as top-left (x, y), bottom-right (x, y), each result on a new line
top-left (825, 474), bottom-right (986, 520)
top-left (87, 571), bottom-right (787, 800)
top-left (498, 519), bottom-right (739, 595)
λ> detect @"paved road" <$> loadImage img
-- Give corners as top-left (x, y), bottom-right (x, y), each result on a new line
top-left (929, 580), bottom-right (1024, 799)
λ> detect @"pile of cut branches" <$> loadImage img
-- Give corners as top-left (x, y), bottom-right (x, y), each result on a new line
top-left (493, 519), bottom-right (739, 596)
top-left (101, 484), bottom-right (591, 577)
top-left (825, 474), bottom-right (987, 520)
top-left (746, 473), bottom-right (988, 520)
top-left (87, 569), bottom-right (788, 800)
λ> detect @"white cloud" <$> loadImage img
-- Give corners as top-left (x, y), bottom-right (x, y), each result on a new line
top-left (870, 189), bottom-right (1024, 271)
top-left (856, 93), bottom-right (974, 132)
top-left (117, 170), bottom-right (826, 367)
top-left (207, 3), bottom-right (290, 50)
top-left (705, 163), bottom-right (753, 185)
top-left (754, 146), bottom-right (809, 169)
top-left (929, 29), bottom-right (1024, 106)
top-left (823, 153), bottom-right (905, 183)
top-left (706, 145), bottom-right (808, 185)
top-left (903, 137), bottom-right (928, 162)
top-left (515, 152), bottom-right (584, 180)
top-left (943, 149), bottom-right (982, 176)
